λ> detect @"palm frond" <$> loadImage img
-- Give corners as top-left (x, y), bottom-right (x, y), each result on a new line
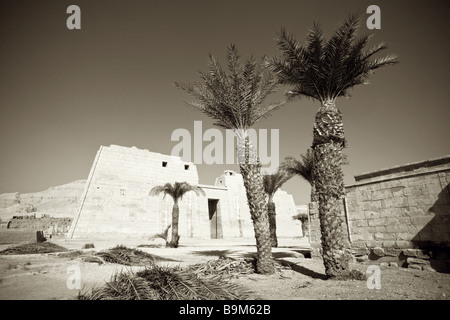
top-left (77, 264), bottom-right (252, 300)
top-left (149, 184), bottom-right (173, 199)
top-left (176, 45), bottom-right (285, 131)
top-left (269, 13), bottom-right (399, 103)
top-left (322, 13), bottom-right (361, 98)
top-left (306, 22), bottom-right (325, 64)
top-left (361, 41), bottom-right (387, 61)
top-left (270, 28), bottom-right (324, 101)
top-left (149, 182), bottom-right (205, 202)
top-left (175, 182), bottom-right (205, 201)
top-left (282, 149), bottom-right (315, 185)
top-left (368, 54), bottom-right (399, 70)
top-left (282, 149), bottom-right (350, 185)
top-left (263, 167), bottom-right (294, 197)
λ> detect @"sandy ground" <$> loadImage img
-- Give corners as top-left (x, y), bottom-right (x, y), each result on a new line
top-left (0, 236), bottom-right (449, 300)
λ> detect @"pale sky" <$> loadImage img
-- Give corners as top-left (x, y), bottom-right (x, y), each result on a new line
top-left (1, 0), bottom-right (449, 205)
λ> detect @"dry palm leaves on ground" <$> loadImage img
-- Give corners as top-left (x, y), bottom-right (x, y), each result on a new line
top-left (187, 257), bottom-right (254, 279)
top-left (187, 257), bottom-right (292, 279)
top-left (77, 264), bottom-right (252, 300)
top-left (81, 245), bottom-right (158, 266)
top-left (0, 242), bottom-right (69, 255)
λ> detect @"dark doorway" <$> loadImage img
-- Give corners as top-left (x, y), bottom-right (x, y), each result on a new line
top-left (208, 199), bottom-right (222, 239)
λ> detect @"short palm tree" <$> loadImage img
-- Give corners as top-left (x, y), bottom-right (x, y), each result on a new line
top-left (283, 148), bottom-right (349, 202)
top-left (268, 14), bottom-right (398, 278)
top-left (149, 182), bottom-right (205, 248)
top-left (175, 45), bottom-right (285, 274)
top-left (283, 148), bottom-right (316, 201)
top-left (263, 168), bottom-right (293, 247)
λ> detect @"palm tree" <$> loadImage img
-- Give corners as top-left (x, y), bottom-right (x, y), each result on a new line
top-left (149, 182), bottom-right (205, 248)
top-left (283, 149), bottom-right (316, 201)
top-left (175, 45), bottom-right (285, 274)
top-left (263, 168), bottom-right (293, 247)
top-left (268, 14), bottom-right (398, 278)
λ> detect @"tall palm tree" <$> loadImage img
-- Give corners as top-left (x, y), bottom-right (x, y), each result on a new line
top-left (263, 168), bottom-right (293, 247)
top-left (149, 182), bottom-right (205, 248)
top-left (268, 14), bottom-right (398, 278)
top-left (175, 45), bottom-right (285, 274)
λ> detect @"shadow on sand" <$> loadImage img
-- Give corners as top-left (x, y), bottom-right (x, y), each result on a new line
top-left (191, 250), bottom-right (230, 258)
top-left (278, 259), bottom-right (327, 280)
top-left (239, 251), bottom-right (326, 280)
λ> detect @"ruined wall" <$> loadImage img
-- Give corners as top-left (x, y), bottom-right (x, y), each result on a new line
top-left (345, 155), bottom-right (450, 250)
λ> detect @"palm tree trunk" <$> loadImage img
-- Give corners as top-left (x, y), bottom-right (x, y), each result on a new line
top-left (238, 136), bottom-right (275, 274)
top-left (310, 181), bottom-right (317, 202)
top-left (267, 196), bottom-right (278, 247)
top-left (169, 201), bottom-right (180, 248)
top-left (312, 101), bottom-right (351, 278)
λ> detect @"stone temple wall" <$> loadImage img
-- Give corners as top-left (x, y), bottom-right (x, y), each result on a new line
top-left (214, 170), bottom-right (299, 238)
top-left (308, 155), bottom-right (450, 271)
top-left (273, 190), bottom-right (300, 237)
top-left (346, 155), bottom-right (450, 249)
top-left (68, 145), bottom-right (199, 238)
top-left (68, 145), bottom-right (300, 240)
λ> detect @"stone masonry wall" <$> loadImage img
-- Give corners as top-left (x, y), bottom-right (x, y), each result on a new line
top-left (308, 155), bottom-right (450, 271)
top-left (345, 155), bottom-right (450, 250)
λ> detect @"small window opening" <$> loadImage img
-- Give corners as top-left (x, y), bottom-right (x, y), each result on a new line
top-left (184, 164), bottom-right (190, 170)
top-left (162, 161), bottom-right (168, 167)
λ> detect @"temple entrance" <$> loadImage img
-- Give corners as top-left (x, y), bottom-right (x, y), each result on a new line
top-left (208, 199), bottom-right (222, 239)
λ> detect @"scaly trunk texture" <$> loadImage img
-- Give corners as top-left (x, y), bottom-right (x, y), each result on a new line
top-left (267, 197), bottom-right (278, 247)
top-left (238, 136), bottom-right (275, 274)
top-left (310, 181), bottom-right (317, 202)
top-left (169, 202), bottom-right (180, 248)
top-left (312, 101), bottom-right (351, 278)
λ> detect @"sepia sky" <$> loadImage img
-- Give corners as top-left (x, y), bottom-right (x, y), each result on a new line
top-left (1, 0), bottom-right (449, 205)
